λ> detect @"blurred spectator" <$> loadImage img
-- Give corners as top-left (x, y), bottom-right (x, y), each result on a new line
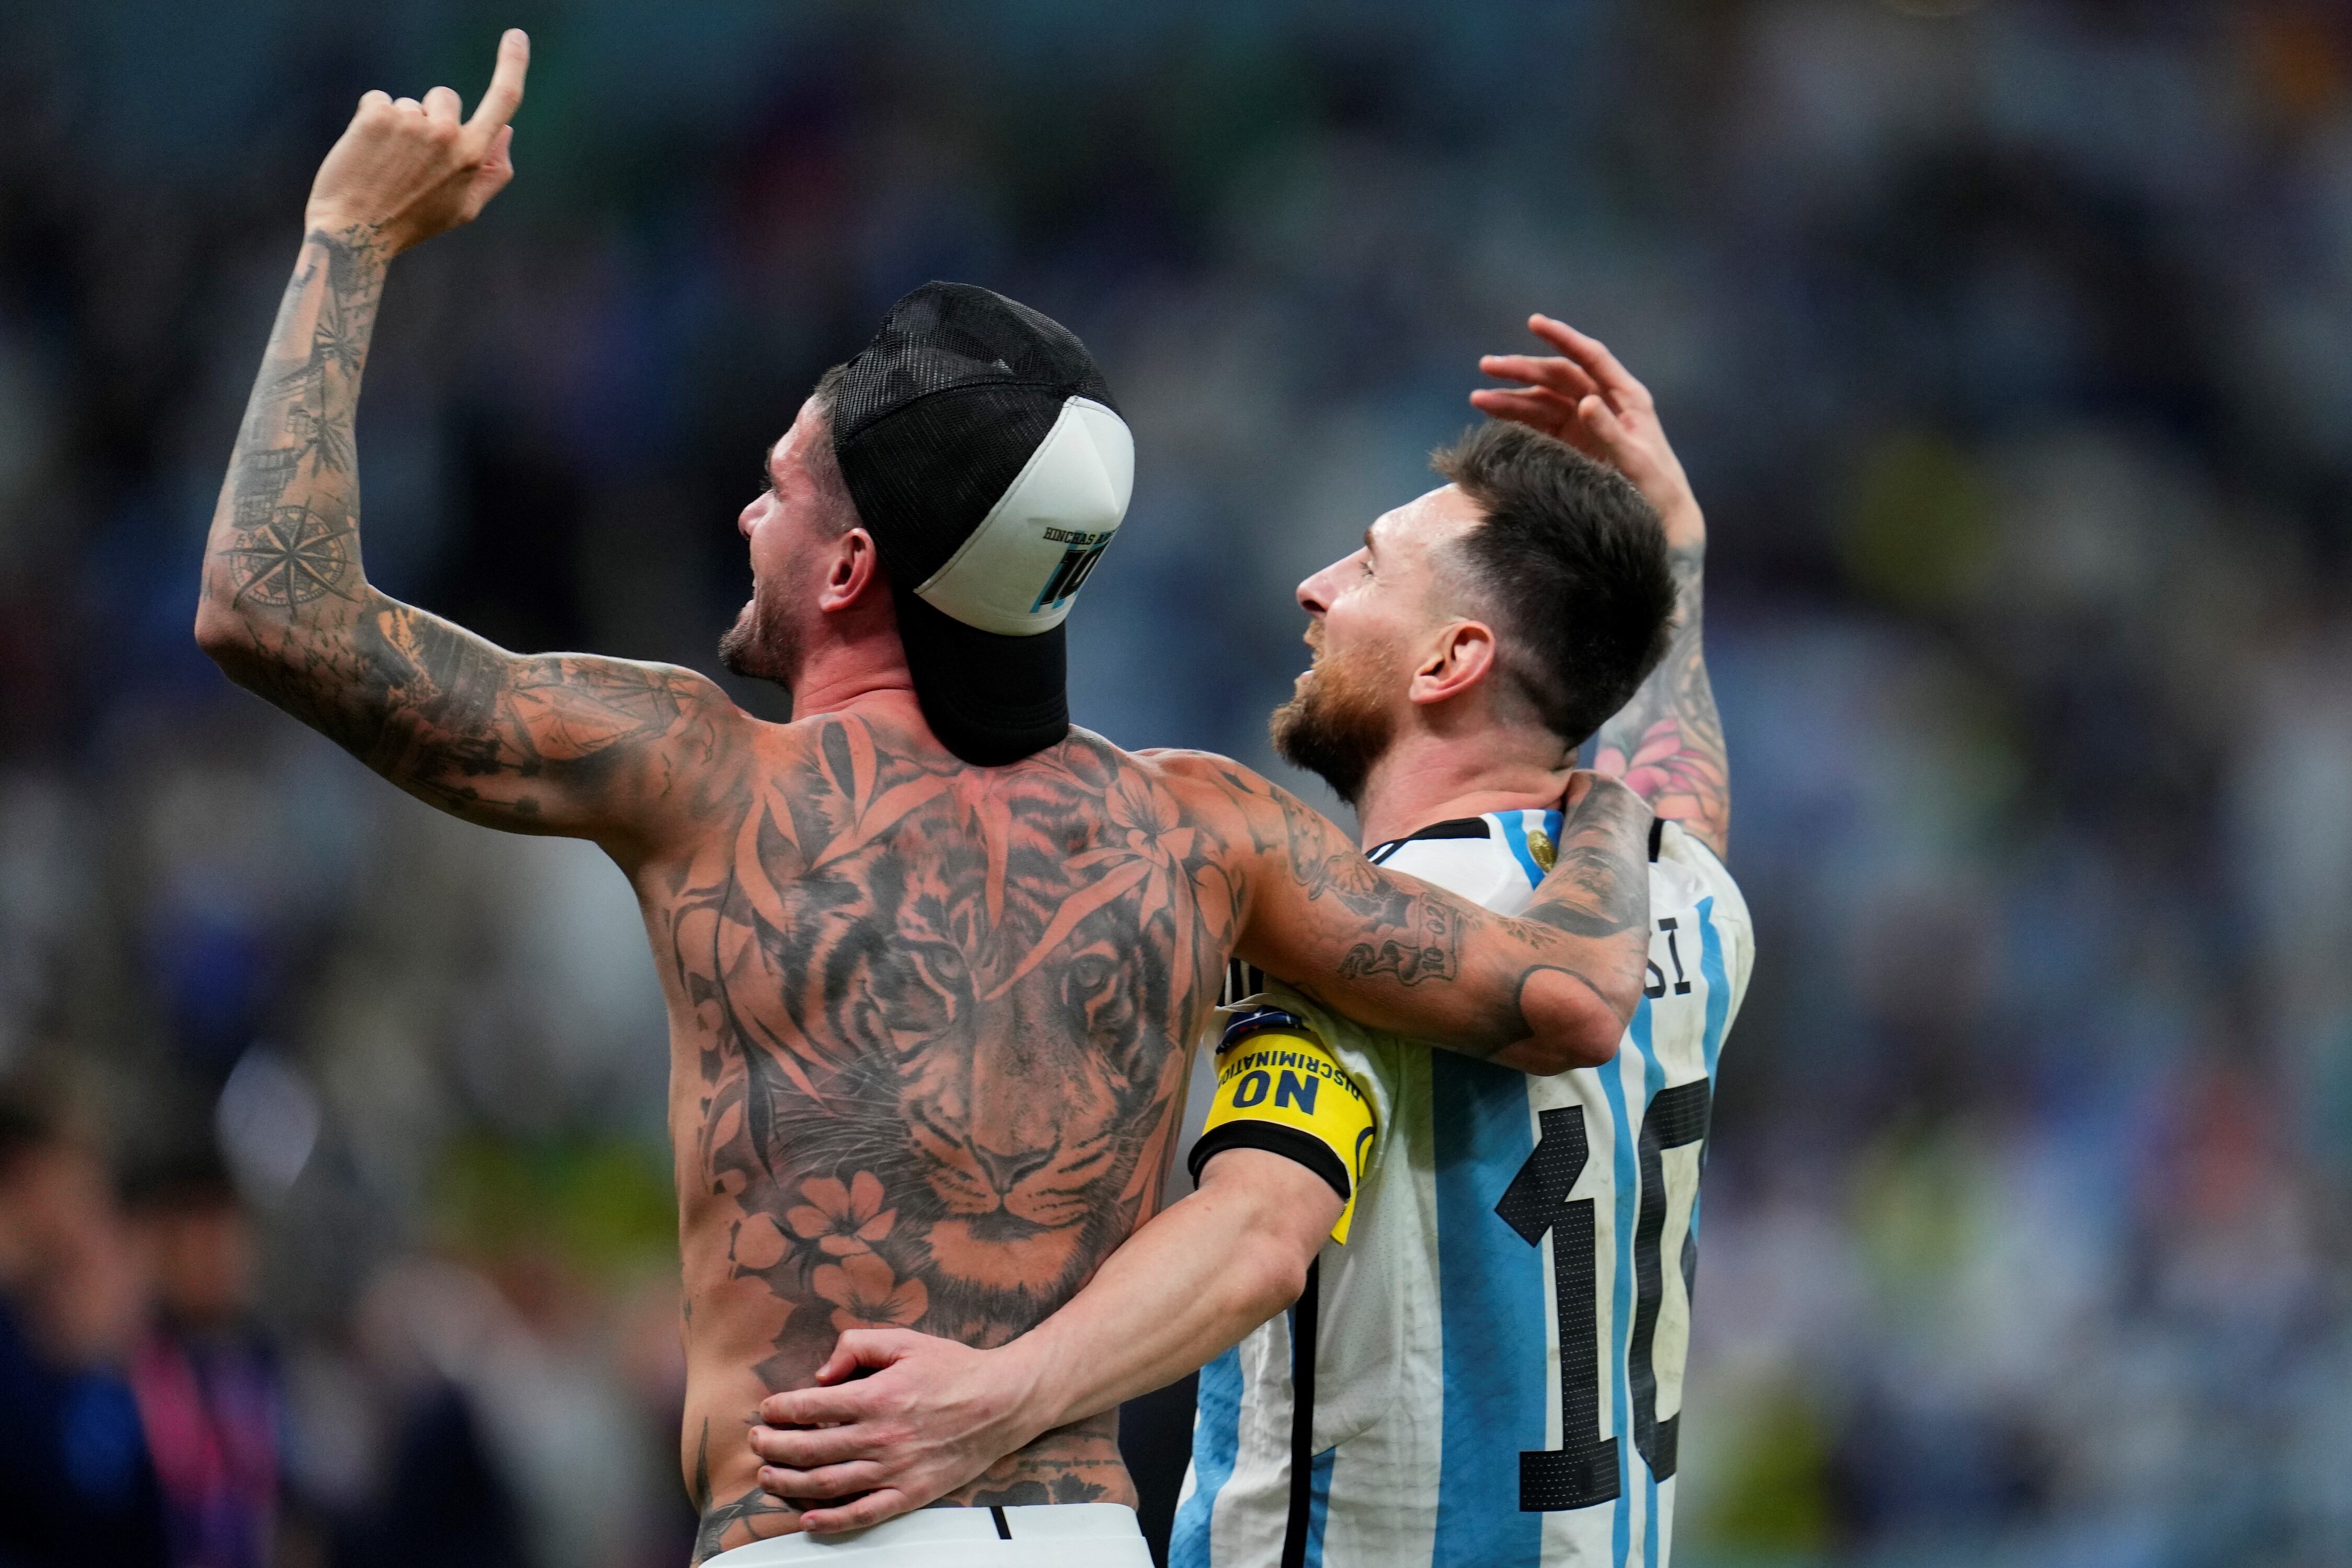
top-left (0, 1101), bottom-right (167, 1566)
top-left (123, 1145), bottom-right (282, 1568)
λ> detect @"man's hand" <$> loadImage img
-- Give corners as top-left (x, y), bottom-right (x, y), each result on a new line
top-left (306, 28), bottom-right (528, 255)
top-left (746, 1145), bottom-right (1340, 1535)
top-left (749, 1330), bottom-right (1048, 1536)
top-left (1473, 313), bottom-right (1703, 551)
top-left (1482, 315), bottom-right (1731, 856)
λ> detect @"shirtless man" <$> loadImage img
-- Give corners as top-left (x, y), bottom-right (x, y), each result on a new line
top-left (191, 35), bottom-right (1670, 1566)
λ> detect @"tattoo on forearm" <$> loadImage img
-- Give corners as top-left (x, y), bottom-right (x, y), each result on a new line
top-left (201, 226), bottom-right (742, 841)
top-left (213, 226), bottom-right (381, 615)
top-left (224, 505), bottom-right (357, 608)
top-left (1208, 763), bottom-right (1654, 1055)
top-left (1226, 768), bottom-right (1469, 987)
top-left (1594, 540), bottom-right (1728, 857)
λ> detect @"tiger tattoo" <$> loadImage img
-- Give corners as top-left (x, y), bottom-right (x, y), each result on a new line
top-left (662, 716), bottom-right (1239, 1554)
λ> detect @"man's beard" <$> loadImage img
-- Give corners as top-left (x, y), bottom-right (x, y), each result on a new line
top-left (718, 579), bottom-right (800, 688)
top-left (1269, 639), bottom-right (1400, 807)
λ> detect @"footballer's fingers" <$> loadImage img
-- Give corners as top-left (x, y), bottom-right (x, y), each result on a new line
top-left (458, 124), bottom-right (516, 220)
top-left (1527, 314), bottom-right (1654, 413)
top-left (758, 1381), bottom-right (872, 1430)
top-left (755, 1458), bottom-right (889, 1502)
top-left (1477, 351), bottom-right (1602, 405)
top-left (422, 85), bottom-right (462, 123)
top-left (799, 1489), bottom-right (920, 1537)
top-left (1471, 387), bottom-right (1633, 467)
top-left (748, 1421), bottom-right (887, 1471)
top-left (1468, 385), bottom-right (1577, 433)
top-left (464, 29), bottom-right (529, 145)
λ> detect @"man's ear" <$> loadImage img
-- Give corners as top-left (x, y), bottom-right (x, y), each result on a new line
top-left (816, 528), bottom-right (887, 614)
top-left (1407, 619), bottom-right (1499, 707)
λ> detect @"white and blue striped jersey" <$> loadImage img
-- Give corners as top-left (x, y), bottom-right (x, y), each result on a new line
top-left (1173, 812), bottom-right (1754, 1568)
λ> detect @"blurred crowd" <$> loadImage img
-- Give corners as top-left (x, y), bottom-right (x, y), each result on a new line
top-left (3, 3), bottom-right (2351, 1566)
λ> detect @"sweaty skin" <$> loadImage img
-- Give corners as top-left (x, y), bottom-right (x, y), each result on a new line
top-left (191, 44), bottom-right (1656, 1561)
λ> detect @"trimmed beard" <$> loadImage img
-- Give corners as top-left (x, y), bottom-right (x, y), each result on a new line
top-left (1269, 639), bottom-right (1401, 807)
top-left (718, 578), bottom-right (801, 688)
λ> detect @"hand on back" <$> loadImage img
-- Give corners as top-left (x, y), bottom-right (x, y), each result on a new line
top-left (305, 29), bottom-right (529, 253)
top-left (1473, 313), bottom-right (1704, 552)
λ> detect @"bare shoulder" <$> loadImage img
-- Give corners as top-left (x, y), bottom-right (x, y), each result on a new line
top-left (532, 652), bottom-right (751, 756)
top-left (1124, 743), bottom-right (1286, 816)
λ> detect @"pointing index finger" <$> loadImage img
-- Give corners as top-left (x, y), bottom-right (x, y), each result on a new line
top-left (466, 29), bottom-right (529, 139)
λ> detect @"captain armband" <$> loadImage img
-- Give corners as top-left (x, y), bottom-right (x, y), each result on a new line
top-left (1187, 1008), bottom-right (1377, 1243)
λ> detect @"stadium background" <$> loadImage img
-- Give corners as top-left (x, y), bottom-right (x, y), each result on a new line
top-left (4, 2), bottom-right (2350, 1564)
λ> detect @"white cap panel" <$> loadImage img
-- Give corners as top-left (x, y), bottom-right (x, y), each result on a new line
top-left (912, 396), bottom-right (1134, 637)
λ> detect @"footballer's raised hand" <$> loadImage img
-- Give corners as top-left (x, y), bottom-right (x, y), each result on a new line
top-left (1485, 317), bottom-right (1730, 855)
top-left (305, 28), bottom-right (528, 254)
top-left (1472, 314), bottom-right (1703, 550)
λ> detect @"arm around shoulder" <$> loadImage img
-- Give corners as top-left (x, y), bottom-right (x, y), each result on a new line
top-left (1185, 754), bottom-right (1648, 1075)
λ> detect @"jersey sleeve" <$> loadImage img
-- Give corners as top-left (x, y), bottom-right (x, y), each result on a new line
top-left (1186, 1004), bottom-right (1379, 1243)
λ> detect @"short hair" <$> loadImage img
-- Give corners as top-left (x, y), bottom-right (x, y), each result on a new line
top-left (801, 362), bottom-right (860, 538)
top-left (1433, 421), bottom-right (1675, 748)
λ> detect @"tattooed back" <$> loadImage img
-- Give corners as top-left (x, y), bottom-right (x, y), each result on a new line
top-left (651, 711), bottom-right (1244, 1543)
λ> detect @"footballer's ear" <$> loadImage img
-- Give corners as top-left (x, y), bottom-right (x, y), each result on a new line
top-left (1408, 619), bottom-right (1500, 707)
top-left (817, 527), bottom-right (886, 613)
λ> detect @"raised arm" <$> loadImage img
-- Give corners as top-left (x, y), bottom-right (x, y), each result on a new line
top-left (1476, 314), bottom-right (1729, 858)
top-left (192, 33), bottom-right (747, 862)
top-left (1206, 759), bottom-right (1652, 1075)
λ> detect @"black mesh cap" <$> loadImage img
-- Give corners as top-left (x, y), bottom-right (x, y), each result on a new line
top-left (832, 282), bottom-right (1132, 766)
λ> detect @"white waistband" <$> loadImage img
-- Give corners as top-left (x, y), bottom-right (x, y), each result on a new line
top-left (704, 1504), bottom-right (1149, 1567)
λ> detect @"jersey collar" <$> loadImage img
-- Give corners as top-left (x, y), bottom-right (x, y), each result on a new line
top-left (1365, 815), bottom-right (1490, 864)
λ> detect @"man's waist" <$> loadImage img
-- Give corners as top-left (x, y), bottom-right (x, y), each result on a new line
top-left (703, 1503), bottom-right (1148, 1566)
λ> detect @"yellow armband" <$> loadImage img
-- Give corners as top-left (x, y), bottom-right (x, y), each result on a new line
top-left (1187, 1008), bottom-right (1377, 1243)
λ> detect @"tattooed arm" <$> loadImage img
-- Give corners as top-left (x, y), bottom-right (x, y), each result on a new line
top-left (1475, 314), bottom-right (1729, 857)
top-left (194, 36), bottom-right (745, 858)
top-left (1191, 758), bottom-right (1651, 1075)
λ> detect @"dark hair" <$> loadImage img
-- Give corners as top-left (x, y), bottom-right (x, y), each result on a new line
top-left (802, 362), bottom-right (860, 538)
top-left (1434, 422), bottom-right (1676, 748)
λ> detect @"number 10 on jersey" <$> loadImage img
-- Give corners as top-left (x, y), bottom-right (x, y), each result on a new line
top-left (1494, 1080), bottom-right (1713, 1512)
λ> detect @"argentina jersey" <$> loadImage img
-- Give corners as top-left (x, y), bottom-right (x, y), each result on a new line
top-left (1172, 811), bottom-right (1754, 1568)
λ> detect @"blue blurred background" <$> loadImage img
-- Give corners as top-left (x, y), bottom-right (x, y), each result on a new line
top-left (3, 3), bottom-right (2349, 1565)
